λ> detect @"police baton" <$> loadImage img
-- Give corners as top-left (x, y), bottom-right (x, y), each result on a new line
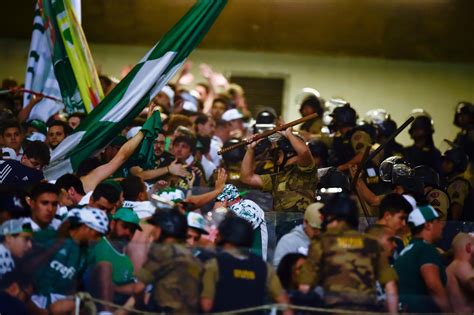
top-left (217, 113), bottom-right (318, 155)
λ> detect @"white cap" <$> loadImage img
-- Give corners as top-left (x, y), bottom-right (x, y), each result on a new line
top-left (402, 194), bottom-right (417, 210)
top-left (1, 147), bottom-right (17, 160)
top-left (187, 212), bottom-right (209, 235)
top-left (222, 109), bottom-right (244, 122)
top-left (66, 207), bottom-right (109, 234)
top-left (161, 85), bottom-right (175, 107)
top-left (26, 132), bottom-right (46, 142)
top-left (183, 101), bottom-right (198, 112)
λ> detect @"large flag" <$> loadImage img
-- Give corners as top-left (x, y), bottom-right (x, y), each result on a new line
top-left (44, 0), bottom-right (227, 180)
top-left (24, 0), bottom-right (103, 121)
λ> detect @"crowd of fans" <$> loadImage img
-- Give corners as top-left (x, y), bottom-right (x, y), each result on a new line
top-left (0, 62), bottom-right (473, 314)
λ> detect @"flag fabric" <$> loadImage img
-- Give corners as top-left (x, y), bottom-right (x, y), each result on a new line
top-left (48, 0), bottom-right (103, 112)
top-left (24, 0), bottom-right (103, 122)
top-left (44, 0), bottom-right (227, 180)
top-left (23, 3), bottom-right (64, 122)
top-left (135, 111), bottom-right (163, 170)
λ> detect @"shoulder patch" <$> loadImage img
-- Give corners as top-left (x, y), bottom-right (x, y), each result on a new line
top-left (336, 237), bottom-right (363, 249)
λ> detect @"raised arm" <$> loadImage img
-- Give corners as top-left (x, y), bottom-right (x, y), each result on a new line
top-left (283, 127), bottom-right (314, 168)
top-left (240, 140), bottom-right (263, 188)
top-left (81, 131), bottom-right (144, 193)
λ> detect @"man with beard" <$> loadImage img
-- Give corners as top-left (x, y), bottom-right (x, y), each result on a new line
top-left (87, 207), bottom-right (142, 312)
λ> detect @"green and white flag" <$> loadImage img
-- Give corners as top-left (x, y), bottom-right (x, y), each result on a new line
top-left (24, 0), bottom-right (102, 121)
top-left (24, 3), bottom-right (64, 122)
top-left (44, 0), bottom-right (227, 180)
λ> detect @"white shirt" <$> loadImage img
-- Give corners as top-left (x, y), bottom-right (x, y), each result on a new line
top-left (79, 191), bottom-right (93, 206)
top-left (209, 135), bottom-right (223, 167)
top-left (201, 155), bottom-right (217, 181)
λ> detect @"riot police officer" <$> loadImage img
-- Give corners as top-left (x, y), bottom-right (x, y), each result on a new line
top-left (414, 165), bottom-right (450, 219)
top-left (297, 89), bottom-right (324, 136)
top-left (453, 101), bottom-right (474, 163)
top-left (404, 110), bottom-right (442, 171)
top-left (200, 216), bottom-right (292, 315)
top-left (440, 147), bottom-right (471, 220)
top-left (297, 194), bottom-right (398, 312)
top-left (328, 104), bottom-right (373, 172)
top-left (365, 109), bottom-right (405, 159)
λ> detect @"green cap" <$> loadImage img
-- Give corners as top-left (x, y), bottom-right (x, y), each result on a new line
top-left (28, 119), bottom-right (47, 135)
top-left (112, 207), bottom-right (142, 230)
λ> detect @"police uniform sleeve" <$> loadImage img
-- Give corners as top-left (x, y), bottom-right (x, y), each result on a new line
top-left (447, 179), bottom-right (470, 207)
top-left (201, 258), bottom-right (219, 299)
top-left (260, 174), bottom-right (273, 192)
top-left (297, 240), bottom-right (322, 286)
top-left (376, 246), bottom-right (398, 286)
top-left (135, 245), bottom-right (164, 284)
top-left (350, 130), bottom-right (372, 154)
top-left (265, 262), bottom-right (285, 300)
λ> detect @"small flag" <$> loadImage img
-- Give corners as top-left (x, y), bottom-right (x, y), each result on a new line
top-left (44, 0), bottom-right (227, 180)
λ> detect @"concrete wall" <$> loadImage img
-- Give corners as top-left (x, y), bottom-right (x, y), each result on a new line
top-left (1, 38), bottom-right (473, 145)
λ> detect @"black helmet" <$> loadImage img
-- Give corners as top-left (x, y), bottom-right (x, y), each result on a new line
top-left (454, 101), bottom-right (474, 128)
top-left (255, 108), bottom-right (277, 125)
top-left (320, 193), bottom-right (359, 229)
top-left (409, 116), bottom-right (434, 135)
top-left (276, 136), bottom-right (297, 155)
top-left (378, 118), bottom-right (397, 138)
top-left (443, 147), bottom-right (469, 174)
top-left (317, 167), bottom-right (350, 192)
top-left (254, 137), bottom-right (272, 156)
top-left (218, 216), bottom-right (253, 248)
top-left (307, 140), bottom-right (328, 163)
top-left (330, 104), bottom-right (357, 130)
top-left (379, 156), bottom-right (409, 182)
top-left (391, 164), bottom-right (424, 197)
top-left (148, 208), bottom-right (188, 240)
top-left (222, 138), bottom-right (246, 164)
top-left (299, 95), bottom-right (323, 116)
top-left (414, 165), bottom-right (440, 188)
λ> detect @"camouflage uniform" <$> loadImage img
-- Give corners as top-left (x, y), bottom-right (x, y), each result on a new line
top-left (136, 243), bottom-right (202, 313)
top-left (447, 174), bottom-right (471, 210)
top-left (298, 223), bottom-right (397, 310)
top-left (260, 162), bottom-right (318, 213)
top-left (425, 188), bottom-right (451, 220)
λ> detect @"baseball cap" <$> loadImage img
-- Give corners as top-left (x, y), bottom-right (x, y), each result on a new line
top-left (304, 203), bottom-right (324, 229)
top-left (408, 205), bottom-right (440, 227)
top-left (216, 184), bottom-right (240, 202)
top-left (1, 147), bottom-right (17, 160)
top-left (27, 119), bottom-right (47, 135)
top-left (0, 219), bottom-right (32, 235)
top-left (26, 132), bottom-right (46, 142)
top-left (222, 109), bottom-right (244, 122)
top-left (66, 207), bottom-right (109, 234)
top-left (161, 85), bottom-right (175, 107)
top-left (112, 207), bottom-right (142, 231)
top-left (187, 212), bottom-right (209, 235)
top-left (181, 92), bottom-right (198, 113)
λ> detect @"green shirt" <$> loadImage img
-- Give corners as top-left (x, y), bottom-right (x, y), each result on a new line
top-left (35, 238), bottom-right (86, 297)
top-left (394, 238), bottom-right (447, 313)
top-left (88, 237), bottom-right (135, 285)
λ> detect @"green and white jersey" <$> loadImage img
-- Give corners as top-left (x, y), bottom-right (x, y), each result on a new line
top-left (88, 237), bottom-right (135, 285)
top-left (35, 238), bottom-right (86, 296)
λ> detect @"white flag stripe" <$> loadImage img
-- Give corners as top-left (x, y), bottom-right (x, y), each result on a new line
top-left (99, 52), bottom-right (176, 123)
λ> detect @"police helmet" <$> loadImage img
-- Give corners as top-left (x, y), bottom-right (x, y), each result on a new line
top-left (320, 193), bottom-right (359, 229)
top-left (414, 165), bottom-right (440, 188)
top-left (218, 216), bottom-right (253, 248)
top-left (256, 108), bottom-right (277, 125)
top-left (307, 140), bottom-right (329, 163)
top-left (276, 135), bottom-right (297, 155)
top-left (364, 109), bottom-right (389, 126)
top-left (454, 101), bottom-right (474, 128)
top-left (378, 118), bottom-right (397, 138)
top-left (391, 164), bottom-right (424, 197)
top-left (222, 138), bottom-right (246, 164)
top-left (443, 147), bottom-right (469, 174)
top-left (317, 167), bottom-right (350, 193)
top-left (296, 88), bottom-right (324, 116)
top-left (254, 137), bottom-right (272, 156)
top-left (148, 208), bottom-right (188, 240)
top-left (379, 156), bottom-right (408, 183)
top-left (330, 104), bottom-right (357, 130)
top-left (408, 109), bottom-right (434, 135)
